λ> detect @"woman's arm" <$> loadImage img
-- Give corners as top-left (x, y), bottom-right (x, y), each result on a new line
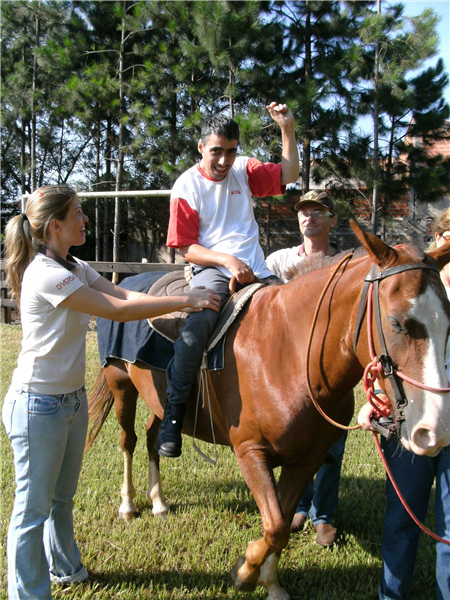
top-left (91, 274), bottom-right (149, 300)
top-left (60, 281), bottom-right (221, 322)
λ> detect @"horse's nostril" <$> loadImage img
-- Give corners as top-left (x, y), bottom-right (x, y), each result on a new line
top-left (411, 427), bottom-right (437, 451)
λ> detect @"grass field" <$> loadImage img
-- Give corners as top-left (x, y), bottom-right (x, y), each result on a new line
top-left (1, 323), bottom-right (439, 600)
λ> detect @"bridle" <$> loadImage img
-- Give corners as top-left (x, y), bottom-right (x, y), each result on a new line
top-left (305, 253), bottom-right (450, 546)
top-left (306, 256), bottom-right (450, 432)
top-left (352, 261), bottom-right (450, 437)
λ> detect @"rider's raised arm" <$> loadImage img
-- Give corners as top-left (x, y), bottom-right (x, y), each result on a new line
top-left (266, 102), bottom-right (299, 186)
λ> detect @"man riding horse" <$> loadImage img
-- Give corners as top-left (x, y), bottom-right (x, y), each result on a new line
top-left (156, 102), bottom-right (299, 458)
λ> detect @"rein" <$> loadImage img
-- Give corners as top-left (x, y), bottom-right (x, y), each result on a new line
top-left (304, 252), bottom-right (361, 430)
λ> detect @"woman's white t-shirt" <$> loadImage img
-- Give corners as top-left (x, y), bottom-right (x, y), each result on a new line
top-left (12, 251), bottom-right (100, 395)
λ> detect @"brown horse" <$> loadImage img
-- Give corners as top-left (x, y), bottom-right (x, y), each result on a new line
top-left (87, 223), bottom-right (450, 600)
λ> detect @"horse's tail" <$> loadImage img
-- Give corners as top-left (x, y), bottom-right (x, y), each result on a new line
top-left (85, 367), bottom-right (115, 452)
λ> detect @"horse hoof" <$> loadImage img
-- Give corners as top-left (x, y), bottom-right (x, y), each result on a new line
top-left (267, 589), bottom-right (291, 600)
top-left (230, 557), bottom-right (258, 592)
top-left (119, 510), bottom-right (140, 520)
top-left (152, 510), bottom-right (167, 520)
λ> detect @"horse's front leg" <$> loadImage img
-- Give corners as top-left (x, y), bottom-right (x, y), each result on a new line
top-left (230, 448), bottom-right (291, 600)
top-left (145, 412), bottom-right (169, 517)
top-left (256, 462), bottom-right (320, 599)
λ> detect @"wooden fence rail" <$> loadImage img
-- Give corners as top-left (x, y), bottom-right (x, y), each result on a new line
top-left (0, 260), bottom-right (184, 324)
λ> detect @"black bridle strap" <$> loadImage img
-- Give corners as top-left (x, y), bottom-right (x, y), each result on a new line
top-left (353, 262), bottom-right (440, 354)
top-left (353, 261), bottom-right (441, 423)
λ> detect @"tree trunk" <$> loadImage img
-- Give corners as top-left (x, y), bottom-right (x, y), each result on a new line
top-left (302, 2), bottom-right (312, 193)
top-left (103, 114), bottom-right (112, 262)
top-left (371, 0), bottom-right (381, 235)
top-left (95, 114), bottom-right (101, 261)
top-left (112, 6), bottom-right (126, 283)
top-left (30, 14), bottom-right (40, 190)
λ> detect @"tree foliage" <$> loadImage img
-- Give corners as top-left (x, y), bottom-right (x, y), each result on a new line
top-left (2, 0), bottom-right (449, 251)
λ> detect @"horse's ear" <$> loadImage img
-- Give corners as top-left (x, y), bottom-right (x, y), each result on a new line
top-left (426, 240), bottom-right (450, 271)
top-left (350, 219), bottom-right (399, 269)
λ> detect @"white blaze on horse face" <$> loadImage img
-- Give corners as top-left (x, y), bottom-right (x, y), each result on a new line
top-left (401, 287), bottom-right (450, 455)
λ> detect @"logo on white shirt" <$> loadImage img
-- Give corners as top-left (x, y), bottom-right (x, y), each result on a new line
top-left (56, 275), bottom-right (75, 290)
top-left (231, 190), bottom-right (241, 195)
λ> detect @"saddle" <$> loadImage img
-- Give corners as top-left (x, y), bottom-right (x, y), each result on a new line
top-left (147, 270), bottom-right (264, 352)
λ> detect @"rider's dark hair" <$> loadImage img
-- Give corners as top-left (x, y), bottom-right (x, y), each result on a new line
top-left (201, 114), bottom-right (240, 144)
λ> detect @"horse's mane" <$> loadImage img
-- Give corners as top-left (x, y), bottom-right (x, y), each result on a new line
top-left (285, 248), bottom-right (361, 281)
top-left (285, 242), bottom-right (426, 282)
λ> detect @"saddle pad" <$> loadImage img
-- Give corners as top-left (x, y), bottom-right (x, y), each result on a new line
top-left (146, 271), bottom-right (191, 343)
top-left (97, 271), bottom-right (175, 370)
top-left (147, 271), bottom-right (264, 351)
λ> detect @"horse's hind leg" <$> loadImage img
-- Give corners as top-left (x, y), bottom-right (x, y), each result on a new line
top-left (105, 361), bottom-right (140, 520)
top-left (145, 413), bottom-right (169, 517)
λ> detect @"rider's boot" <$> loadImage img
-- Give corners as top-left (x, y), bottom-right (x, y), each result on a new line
top-left (155, 401), bottom-right (187, 458)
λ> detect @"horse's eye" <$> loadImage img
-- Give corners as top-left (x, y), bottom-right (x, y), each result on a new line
top-left (387, 316), bottom-right (405, 333)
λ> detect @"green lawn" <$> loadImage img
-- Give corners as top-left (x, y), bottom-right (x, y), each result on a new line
top-left (1, 324), bottom-right (438, 599)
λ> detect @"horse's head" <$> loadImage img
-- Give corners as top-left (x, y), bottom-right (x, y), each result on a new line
top-left (351, 220), bottom-right (450, 456)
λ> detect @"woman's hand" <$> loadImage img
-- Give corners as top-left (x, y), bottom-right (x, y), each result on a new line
top-left (357, 392), bottom-right (390, 430)
top-left (357, 403), bottom-right (377, 431)
top-left (182, 287), bottom-right (221, 313)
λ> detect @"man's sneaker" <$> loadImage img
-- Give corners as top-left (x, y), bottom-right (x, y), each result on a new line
top-left (291, 513), bottom-right (308, 533)
top-left (155, 402), bottom-right (186, 458)
top-left (314, 523), bottom-right (337, 547)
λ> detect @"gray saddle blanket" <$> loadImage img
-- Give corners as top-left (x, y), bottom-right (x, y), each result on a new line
top-left (97, 271), bottom-right (262, 372)
top-left (148, 271), bottom-right (264, 352)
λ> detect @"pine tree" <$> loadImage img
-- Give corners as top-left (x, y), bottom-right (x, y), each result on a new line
top-left (354, 2), bottom-right (450, 233)
top-left (269, 0), bottom-right (368, 193)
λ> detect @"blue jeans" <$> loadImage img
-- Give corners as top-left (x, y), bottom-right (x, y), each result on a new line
top-left (295, 432), bottom-right (347, 525)
top-left (2, 386), bottom-right (89, 599)
top-left (166, 267), bottom-right (279, 405)
top-left (379, 438), bottom-right (450, 600)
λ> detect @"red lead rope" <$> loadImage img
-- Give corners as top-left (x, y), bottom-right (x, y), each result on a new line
top-left (373, 432), bottom-right (450, 546)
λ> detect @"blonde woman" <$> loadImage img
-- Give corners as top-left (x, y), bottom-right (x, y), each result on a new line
top-left (2, 185), bottom-right (220, 599)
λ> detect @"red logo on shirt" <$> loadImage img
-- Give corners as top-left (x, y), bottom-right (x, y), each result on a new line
top-left (231, 190), bottom-right (241, 195)
top-left (56, 275), bottom-right (75, 290)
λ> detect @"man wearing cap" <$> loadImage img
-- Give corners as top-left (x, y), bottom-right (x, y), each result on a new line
top-left (266, 189), bottom-right (340, 280)
top-left (266, 189), bottom-right (347, 547)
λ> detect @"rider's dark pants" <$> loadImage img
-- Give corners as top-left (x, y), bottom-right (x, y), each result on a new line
top-left (166, 267), bottom-right (280, 406)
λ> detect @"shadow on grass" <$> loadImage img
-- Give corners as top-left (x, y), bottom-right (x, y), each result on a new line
top-left (52, 563), bottom-right (384, 600)
top-left (133, 476), bottom-right (259, 516)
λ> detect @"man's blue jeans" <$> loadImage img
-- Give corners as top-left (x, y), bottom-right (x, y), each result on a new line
top-left (379, 438), bottom-right (450, 600)
top-left (295, 432), bottom-right (347, 525)
top-left (166, 267), bottom-right (278, 405)
top-left (2, 386), bottom-right (89, 599)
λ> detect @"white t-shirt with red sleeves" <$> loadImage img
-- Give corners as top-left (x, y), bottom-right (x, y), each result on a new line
top-left (167, 156), bottom-right (285, 279)
top-left (12, 251), bottom-right (100, 395)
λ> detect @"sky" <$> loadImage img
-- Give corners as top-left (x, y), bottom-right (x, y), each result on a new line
top-left (401, 0), bottom-right (450, 104)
